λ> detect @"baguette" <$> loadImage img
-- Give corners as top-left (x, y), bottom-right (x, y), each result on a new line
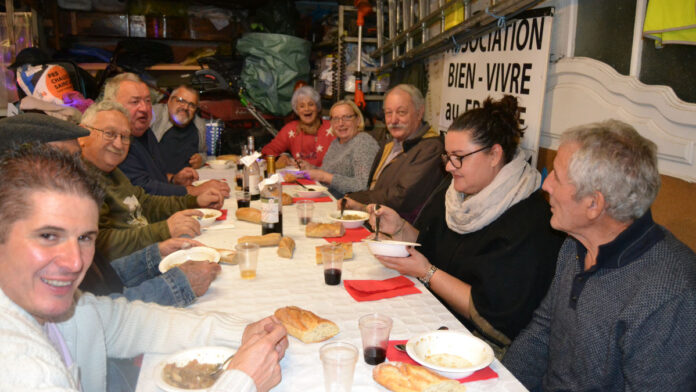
top-left (274, 306), bottom-right (339, 343)
top-left (238, 233), bottom-right (282, 247)
top-left (236, 207), bottom-right (261, 224)
top-left (315, 243), bottom-right (353, 264)
top-left (282, 192), bottom-right (294, 206)
top-left (373, 362), bottom-right (466, 392)
top-left (277, 236), bottom-right (295, 258)
top-left (305, 222), bottom-right (345, 238)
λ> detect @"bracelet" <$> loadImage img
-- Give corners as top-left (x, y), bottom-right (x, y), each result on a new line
top-left (418, 265), bottom-right (438, 288)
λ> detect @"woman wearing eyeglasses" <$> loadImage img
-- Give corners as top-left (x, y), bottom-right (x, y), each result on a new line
top-left (297, 100), bottom-right (379, 198)
top-left (261, 86), bottom-right (334, 167)
top-left (367, 95), bottom-right (565, 355)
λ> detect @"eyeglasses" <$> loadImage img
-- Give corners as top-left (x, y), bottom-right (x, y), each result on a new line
top-left (441, 146), bottom-right (489, 168)
top-left (86, 126), bottom-right (131, 145)
top-left (171, 95), bottom-right (198, 110)
top-left (330, 114), bottom-right (356, 123)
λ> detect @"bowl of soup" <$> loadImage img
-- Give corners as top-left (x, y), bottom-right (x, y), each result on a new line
top-left (328, 210), bottom-right (369, 229)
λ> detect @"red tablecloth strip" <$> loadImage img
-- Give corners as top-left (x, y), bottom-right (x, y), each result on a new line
top-left (385, 340), bottom-right (499, 383)
top-left (282, 178), bottom-right (316, 186)
top-left (324, 227), bottom-right (371, 243)
top-left (292, 196), bottom-right (332, 203)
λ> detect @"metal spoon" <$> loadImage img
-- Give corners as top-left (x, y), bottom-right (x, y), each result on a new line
top-left (208, 353), bottom-right (235, 379)
top-left (394, 326), bottom-right (449, 352)
top-left (340, 198), bottom-right (347, 218)
top-left (374, 204), bottom-right (381, 241)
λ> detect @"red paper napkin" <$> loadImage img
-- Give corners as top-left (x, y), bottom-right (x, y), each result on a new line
top-left (386, 340), bottom-right (498, 383)
top-left (292, 196), bottom-right (332, 203)
top-left (325, 227), bottom-right (371, 243)
top-left (343, 276), bottom-right (421, 302)
top-left (217, 209), bottom-right (227, 221)
top-left (282, 178), bottom-right (316, 186)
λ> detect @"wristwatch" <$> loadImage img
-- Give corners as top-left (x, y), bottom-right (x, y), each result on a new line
top-left (418, 265), bottom-right (438, 288)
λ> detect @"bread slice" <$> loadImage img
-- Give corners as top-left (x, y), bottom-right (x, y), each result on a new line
top-left (277, 236), bottom-right (295, 258)
top-left (315, 243), bottom-right (353, 264)
top-left (274, 306), bottom-right (339, 343)
top-left (373, 362), bottom-right (466, 392)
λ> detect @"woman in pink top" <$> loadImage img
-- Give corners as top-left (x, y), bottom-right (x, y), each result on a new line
top-left (261, 86), bottom-right (334, 167)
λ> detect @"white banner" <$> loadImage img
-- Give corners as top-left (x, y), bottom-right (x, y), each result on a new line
top-left (439, 15), bottom-right (554, 163)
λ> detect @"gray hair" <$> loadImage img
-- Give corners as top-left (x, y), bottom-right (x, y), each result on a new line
top-left (561, 119), bottom-right (660, 222)
top-left (80, 100), bottom-right (130, 127)
top-left (385, 84), bottom-right (425, 113)
top-left (291, 86), bottom-right (321, 113)
top-left (102, 72), bottom-right (144, 102)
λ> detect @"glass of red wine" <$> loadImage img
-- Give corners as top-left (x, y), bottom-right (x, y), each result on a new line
top-left (236, 190), bottom-right (251, 208)
top-left (358, 313), bottom-right (393, 365)
top-left (321, 244), bottom-right (345, 286)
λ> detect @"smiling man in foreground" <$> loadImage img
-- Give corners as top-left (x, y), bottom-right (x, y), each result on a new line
top-left (0, 144), bottom-right (287, 392)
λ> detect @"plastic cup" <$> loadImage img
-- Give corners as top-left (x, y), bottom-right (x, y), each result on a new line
top-left (321, 245), bottom-right (344, 286)
top-left (236, 242), bottom-right (259, 279)
top-left (296, 200), bottom-right (314, 225)
top-left (236, 190), bottom-right (251, 209)
top-left (319, 341), bottom-right (358, 392)
top-left (358, 313), bottom-right (393, 365)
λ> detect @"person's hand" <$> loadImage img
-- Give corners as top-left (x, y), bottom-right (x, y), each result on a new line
top-left (176, 260), bottom-right (221, 296)
top-left (172, 167), bottom-right (199, 186)
top-left (366, 204), bottom-right (403, 235)
top-left (196, 189), bottom-right (224, 209)
top-left (297, 159), bottom-right (316, 171)
top-left (157, 237), bottom-right (204, 257)
top-left (227, 321), bottom-right (287, 392)
top-left (166, 209), bottom-right (202, 238)
top-left (338, 196), bottom-right (366, 212)
top-left (306, 168), bottom-right (330, 184)
top-left (189, 153), bottom-right (204, 169)
top-left (242, 316), bottom-right (289, 359)
top-left (276, 154), bottom-right (293, 168)
top-left (187, 179), bottom-right (231, 198)
top-left (375, 247), bottom-right (431, 278)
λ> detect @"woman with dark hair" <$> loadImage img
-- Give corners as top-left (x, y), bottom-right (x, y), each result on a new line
top-left (368, 95), bottom-right (565, 353)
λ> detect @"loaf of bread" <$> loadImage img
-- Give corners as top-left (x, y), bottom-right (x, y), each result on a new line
top-left (274, 306), bottom-right (339, 343)
top-left (277, 236), bottom-right (295, 258)
top-left (305, 222), bottom-right (345, 238)
top-left (238, 233), bottom-right (282, 247)
top-left (216, 154), bottom-right (239, 163)
top-left (373, 362), bottom-right (466, 392)
top-left (282, 192), bottom-right (294, 205)
top-left (315, 243), bottom-right (353, 264)
top-left (236, 207), bottom-right (261, 224)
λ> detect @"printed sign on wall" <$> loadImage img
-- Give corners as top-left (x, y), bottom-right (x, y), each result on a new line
top-left (439, 15), bottom-right (553, 163)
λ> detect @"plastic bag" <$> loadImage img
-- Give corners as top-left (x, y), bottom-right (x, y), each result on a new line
top-left (237, 33), bottom-right (311, 116)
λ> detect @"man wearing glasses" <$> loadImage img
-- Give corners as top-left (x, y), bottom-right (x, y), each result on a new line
top-left (151, 85), bottom-right (208, 172)
top-left (104, 73), bottom-right (229, 197)
top-left (342, 84), bottom-right (445, 222)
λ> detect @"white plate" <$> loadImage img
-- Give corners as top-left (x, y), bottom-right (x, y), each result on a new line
top-left (154, 346), bottom-right (237, 392)
top-left (405, 330), bottom-right (494, 379)
top-left (295, 185), bottom-right (328, 198)
top-left (159, 247), bottom-right (221, 273)
top-left (328, 210), bottom-right (369, 229)
top-left (195, 208), bottom-right (223, 227)
top-left (362, 239), bottom-right (420, 257)
top-left (207, 160), bottom-right (231, 170)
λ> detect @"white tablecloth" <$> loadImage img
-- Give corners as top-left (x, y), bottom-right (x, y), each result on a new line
top-left (135, 168), bottom-right (527, 392)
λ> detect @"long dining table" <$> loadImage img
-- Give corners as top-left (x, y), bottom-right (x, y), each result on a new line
top-left (135, 167), bottom-right (528, 392)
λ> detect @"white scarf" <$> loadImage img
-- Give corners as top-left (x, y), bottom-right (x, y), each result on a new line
top-left (445, 149), bottom-right (541, 234)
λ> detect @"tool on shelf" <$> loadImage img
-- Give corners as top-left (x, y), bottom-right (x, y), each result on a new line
top-left (353, 0), bottom-right (373, 110)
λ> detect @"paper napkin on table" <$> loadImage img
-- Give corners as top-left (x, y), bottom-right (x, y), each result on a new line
top-left (325, 227), bottom-right (371, 243)
top-left (292, 196), bottom-right (332, 203)
top-left (217, 209), bottom-right (227, 221)
top-left (343, 276), bottom-right (421, 302)
top-left (386, 340), bottom-right (499, 383)
top-left (282, 178), bottom-right (316, 186)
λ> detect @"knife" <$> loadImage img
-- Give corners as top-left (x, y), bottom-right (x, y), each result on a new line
top-left (340, 198), bottom-right (347, 218)
top-left (294, 180), bottom-right (309, 190)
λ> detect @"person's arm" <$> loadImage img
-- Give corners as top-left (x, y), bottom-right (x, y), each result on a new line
top-left (621, 291), bottom-right (696, 391)
top-left (119, 144), bottom-right (188, 196)
top-left (348, 139), bottom-right (444, 213)
top-left (260, 123), bottom-right (292, 157)
top-left (329, 134), bottom-right (380, 194)
top-left (109, 244), bottom-right (197, 307)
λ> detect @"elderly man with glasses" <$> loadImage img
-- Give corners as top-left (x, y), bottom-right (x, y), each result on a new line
top-left (151, 85), bottom-right (208, 173)
top-left (104, 73), bottom-right (229, 197)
